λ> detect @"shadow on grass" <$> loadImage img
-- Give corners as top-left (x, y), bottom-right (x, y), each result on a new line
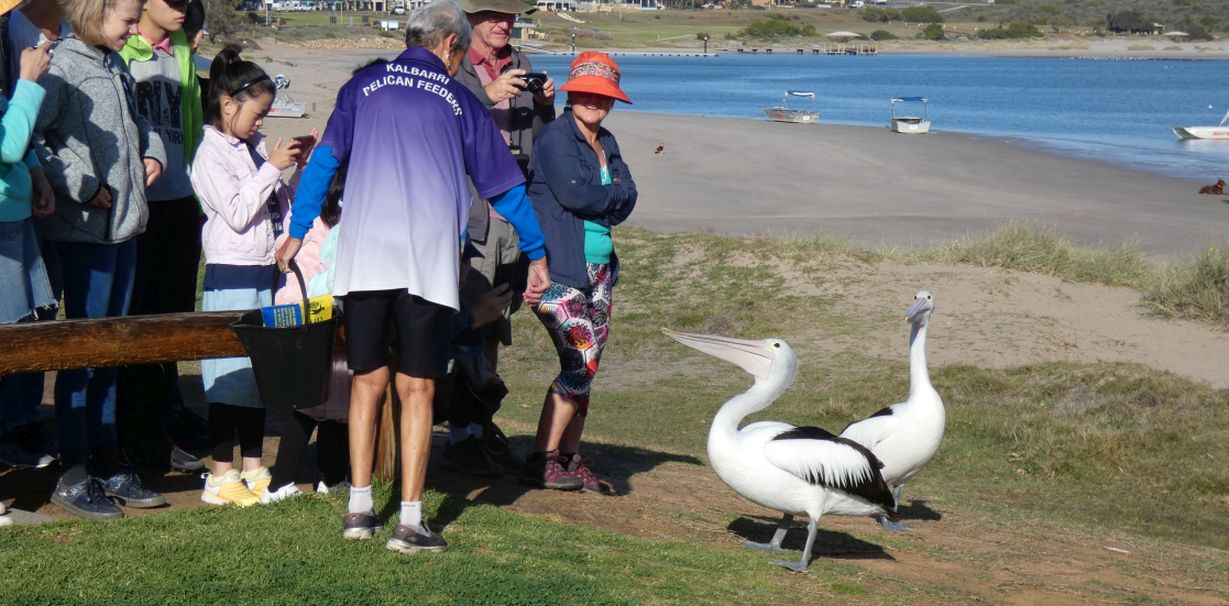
top-left (728, 515), bottom-right (895, 561)
top-left (424, 437), bottom-right (702, 525)
top-left (897, 498), bottom-right (941, 522)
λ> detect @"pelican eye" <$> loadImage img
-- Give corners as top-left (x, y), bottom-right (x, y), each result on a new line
top-left (926, 295), bottom-right (932, 300)
top-left (773, 343), bottom-right (781, 349)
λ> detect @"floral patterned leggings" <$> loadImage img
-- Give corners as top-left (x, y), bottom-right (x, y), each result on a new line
top-left (531, 264), bottom-right (612, 417)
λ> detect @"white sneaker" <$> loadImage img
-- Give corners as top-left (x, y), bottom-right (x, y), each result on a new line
top-left (260, 482), bottom-right (302, 504)
top-left (0, 502), bottom-right (11, 527)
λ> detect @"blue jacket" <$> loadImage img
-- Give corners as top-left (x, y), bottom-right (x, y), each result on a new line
top-left (528, 108), bottom-right (637, 289)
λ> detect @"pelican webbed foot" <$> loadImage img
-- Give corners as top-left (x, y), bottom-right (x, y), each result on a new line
top-left (742, 539), bottom-right (790, 553)
top-left (770, 558), bottom-right (811, 573)
top-left (877, 515), bottom-right (912, 532)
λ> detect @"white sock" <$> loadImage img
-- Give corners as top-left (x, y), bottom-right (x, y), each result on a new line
top-left (348, 485), bottom-right (373, 514)
top-left (401, 500), bottom-right (422, 528)
top-left (448, 424), bottom-right (469, 445)
top-left (467, 423), bottom-right (484, 439)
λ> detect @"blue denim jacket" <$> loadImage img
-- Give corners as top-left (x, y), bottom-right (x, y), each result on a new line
top-left (528, 108), bottom-right (637, 289)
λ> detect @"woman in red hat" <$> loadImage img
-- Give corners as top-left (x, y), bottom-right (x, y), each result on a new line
top-left (523, 52), bottom-right (637, 494)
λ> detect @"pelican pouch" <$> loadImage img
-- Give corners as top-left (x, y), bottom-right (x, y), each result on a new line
top-left (232, 261), bottom-right (339, 410)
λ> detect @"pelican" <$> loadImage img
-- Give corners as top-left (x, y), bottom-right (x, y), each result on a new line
top-left (840, 291), bottom-right (945, 531)
top-left (664, 329), bottom-right (896, 572)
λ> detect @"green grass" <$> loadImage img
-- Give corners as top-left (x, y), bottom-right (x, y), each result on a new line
top-left (917, 222), bottom-right (1153, 289)
top-left (1143, 246), bottom-right (1229, 327)
top-left (0, 490), bottom-right (844, 604)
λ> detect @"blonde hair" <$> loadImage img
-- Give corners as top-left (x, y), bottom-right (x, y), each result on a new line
top-left (61, 0), bottom-right (134, 47)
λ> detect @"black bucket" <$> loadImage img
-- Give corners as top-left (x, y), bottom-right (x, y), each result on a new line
top-left (231, 261), bottom-right (337, 410)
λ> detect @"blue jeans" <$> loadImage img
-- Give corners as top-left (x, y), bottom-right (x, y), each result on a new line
top-left (52, 239), bottom-right (137, 460)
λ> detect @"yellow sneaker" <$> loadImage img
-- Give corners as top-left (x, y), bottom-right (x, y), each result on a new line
top-left (241, 466), bottom-right (272, 500)
top-left (201, 469), bottom-right (259, 507)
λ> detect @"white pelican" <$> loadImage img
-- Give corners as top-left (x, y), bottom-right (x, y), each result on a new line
top-left (840, 291), bottom-right (945, 531)
top-left (664, 329), bottom-right (897, 572)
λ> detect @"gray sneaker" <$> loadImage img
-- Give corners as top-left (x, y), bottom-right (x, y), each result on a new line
top-left (342, 511), bottom-right (383, 540)
top-left (386, 522), bottom-right (447, 554)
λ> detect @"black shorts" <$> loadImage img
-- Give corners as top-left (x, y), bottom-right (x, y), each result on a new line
top-left (342, 289), bottom-right (452, 378)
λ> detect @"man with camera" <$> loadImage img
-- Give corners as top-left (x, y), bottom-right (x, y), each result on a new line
top-left (445, 0), bottom-right (555, 477)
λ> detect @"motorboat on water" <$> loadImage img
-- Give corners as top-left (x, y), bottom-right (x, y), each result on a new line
top-left (764, 91), bottom-right (819, 124)
top-left (1173, 110), bottom-right (1229, 140)
top-left (889, 96), bottom-right (930, 134)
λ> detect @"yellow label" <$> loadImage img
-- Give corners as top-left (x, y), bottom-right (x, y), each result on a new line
top-left (303, 295), bottom-right (334, 323)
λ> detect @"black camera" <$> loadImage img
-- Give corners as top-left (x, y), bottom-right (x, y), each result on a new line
top-left (521, 72), bottom-right (547, 96)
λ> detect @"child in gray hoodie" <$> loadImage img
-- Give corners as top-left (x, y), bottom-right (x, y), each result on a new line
top-left (31, 0), bottom-right (168, 521)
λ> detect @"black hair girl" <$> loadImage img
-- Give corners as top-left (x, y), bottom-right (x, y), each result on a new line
top-left (205, 45), bottom-right (277, 131)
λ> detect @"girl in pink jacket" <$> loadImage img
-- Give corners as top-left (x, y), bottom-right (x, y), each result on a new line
top-left (189, 46), bottom-right (309, 507)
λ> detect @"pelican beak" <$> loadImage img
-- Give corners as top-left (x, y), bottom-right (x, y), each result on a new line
top-left (662, 328), bottom-right (775, 381)
top-left (905, 297), bottom-right (932, 322)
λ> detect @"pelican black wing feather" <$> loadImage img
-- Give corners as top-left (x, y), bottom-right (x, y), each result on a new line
top-left (770, 426), bottom-right (896, 512)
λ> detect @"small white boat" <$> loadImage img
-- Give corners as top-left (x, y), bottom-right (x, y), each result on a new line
top-left (1173, 110), bottom-right (1229, 140)
top-left (268, 95), bottom-right (307, 118)
top-left (764, 91), bottom-right (819, 124)
top-left (890, 96), bottom-right (930, 134)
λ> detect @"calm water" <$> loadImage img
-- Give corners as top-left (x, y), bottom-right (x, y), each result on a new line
top-left (529, 53), bottom-right (1229, 181)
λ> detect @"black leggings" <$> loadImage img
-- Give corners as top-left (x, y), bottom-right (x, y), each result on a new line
top-left (269, 409), bottom-right (349, 489)
top-left (208, 403), bottom-right (266, 463)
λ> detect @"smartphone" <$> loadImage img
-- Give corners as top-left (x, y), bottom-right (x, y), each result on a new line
top-left (292, 135), bottom-right (317, 148)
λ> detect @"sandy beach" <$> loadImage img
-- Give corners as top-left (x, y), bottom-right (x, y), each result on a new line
top-left (253, 40), bottom-right (1228, 259)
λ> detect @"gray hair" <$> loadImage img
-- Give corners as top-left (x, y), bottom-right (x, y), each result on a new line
top-left (405, 0), bottom-right (472, 54)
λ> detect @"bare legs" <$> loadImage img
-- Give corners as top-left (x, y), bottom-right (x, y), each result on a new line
top-left (532, 392), bottom-right (586, 454)
top-left (349, 366), bottom-right (435, 503)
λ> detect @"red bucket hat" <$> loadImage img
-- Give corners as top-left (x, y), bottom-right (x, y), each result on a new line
top-left (558, 51), bottom-right (631, 105)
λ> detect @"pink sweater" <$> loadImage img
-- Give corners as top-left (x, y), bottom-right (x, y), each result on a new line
top-left (191, 126), bottom-right (295, 266)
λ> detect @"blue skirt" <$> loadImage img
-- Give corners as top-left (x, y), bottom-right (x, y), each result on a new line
top-left (0, 219), bottom-right (55, 324)
top-left (202, 264), bottom-right (278, 407)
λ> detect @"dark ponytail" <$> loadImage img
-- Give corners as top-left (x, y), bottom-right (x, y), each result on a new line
top-left (205, 45), bottom-right (277, 129)
top-left (320, 160), bottom-right (347, 228)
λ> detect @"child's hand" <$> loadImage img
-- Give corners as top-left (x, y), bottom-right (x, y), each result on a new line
top-left (18, 42), bottom-right (51, 83)
top-left (30, 169), bottom-right (55, 217)
top-left (87, 185), bottom-right (112, 209)
top-left (268, 138), bottom-right (303, 171)
top-left (472, 283), bottom-right (513, 328)
top-left (293, 128), bottom-right (319, 169)
top-left (143, 158), bottom-right (162, 188)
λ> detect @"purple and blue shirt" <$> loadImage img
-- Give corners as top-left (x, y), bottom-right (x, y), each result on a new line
top-left (290, 47), bottom-right (545, 310)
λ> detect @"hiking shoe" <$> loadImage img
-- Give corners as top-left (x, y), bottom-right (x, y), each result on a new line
top-left (386, 522), bottom-right (447, 554)
top-left (482, 423), bottom-right (520, 471)
top-left (101, 470), bottom-right (166, 508)
top-left (565, 454), bottom-right (617, 496)
top-left (0, 440), bottom-right (55, 469)
top-left (169, 445), bottom-right (205, 473)
top-left (201, 469), bottom-right (260, 507)
top-left (521, 450), bottom-right (584, 491)
top-left (240, 466), bottom-right (272, 500)
top-left (260, 482), bottom-right (302, 505)
top-left (342, 511), bottom-right (384, 540)
top-left (51, 477), bottom-right (124, 520)
top-left (441, 437), bottom-right (502, 477)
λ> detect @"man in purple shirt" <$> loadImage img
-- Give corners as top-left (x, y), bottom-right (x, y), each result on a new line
top-left (277, 0), bottom-right (549, 554)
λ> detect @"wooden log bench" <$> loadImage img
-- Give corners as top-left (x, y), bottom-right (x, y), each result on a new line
top-left (0, 312), bottom-right (400, 481)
